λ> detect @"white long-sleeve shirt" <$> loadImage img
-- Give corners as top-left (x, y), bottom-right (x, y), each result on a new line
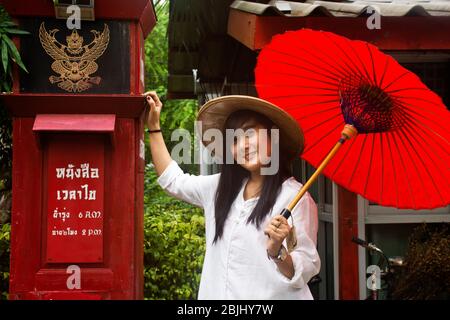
top-left (156, 160), bottom-right (320, 300)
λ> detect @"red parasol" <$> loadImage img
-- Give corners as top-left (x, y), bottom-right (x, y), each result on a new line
top-left (255, 29), bottom-right (450, 213)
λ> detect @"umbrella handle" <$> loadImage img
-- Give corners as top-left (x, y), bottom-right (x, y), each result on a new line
top-left (281, 124), bottom-right (357, 219)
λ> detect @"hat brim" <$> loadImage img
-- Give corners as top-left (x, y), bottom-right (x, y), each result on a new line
top-left (196, 95), bottom-right (304, 159)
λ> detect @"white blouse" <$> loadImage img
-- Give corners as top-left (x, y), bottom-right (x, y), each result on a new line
top-left (157, 160), bottom-right (320, 300)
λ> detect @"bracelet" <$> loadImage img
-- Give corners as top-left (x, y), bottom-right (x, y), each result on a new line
top-left (147, 129), bottom-right (162, 134)
top-left (267, 245), bottom-right (288, 263)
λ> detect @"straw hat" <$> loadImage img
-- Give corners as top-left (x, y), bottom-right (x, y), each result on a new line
top-left (196, 95), bottom-right (304, 159)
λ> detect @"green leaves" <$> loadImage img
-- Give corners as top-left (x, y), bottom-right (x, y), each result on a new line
top-left (143, 165), bottom-right (205, 300)
top-left (143, 2), bottom-right (199, 173)
top-left (0, 5), bottom-right (29, 92)
top-left (0, 7), bottom-right (29, 300)
top-left (1, 40), bottom-right (7, 74)
top-left (143, 204), bottom-right (205, 300)
top-left (2, 28), bottom-right (29, 35)
top-left (145, 1), bottom-right (169, 90)
top-left (0, 223), bottom-right (10, 300)
top-left (0, 223), bottom-right (9, 242)
top-left (0, 6), bottom-right (29, 94)
top-left (1, 33), bottom-right (28, 74)
top-left (141, 3), bottom-right (204, 299)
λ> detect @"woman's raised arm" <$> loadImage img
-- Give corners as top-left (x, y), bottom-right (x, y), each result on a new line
top-left (144, 91), bottom-right (219, 209)
top-left (144, 91), bottom-right (172, 176)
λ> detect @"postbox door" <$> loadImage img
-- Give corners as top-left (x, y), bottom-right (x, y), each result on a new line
top-left (9, 115), bottom-right (139, 299)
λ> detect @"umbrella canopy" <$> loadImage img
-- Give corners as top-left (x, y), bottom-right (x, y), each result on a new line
top-left (255, 29), bottom-right (450, 210)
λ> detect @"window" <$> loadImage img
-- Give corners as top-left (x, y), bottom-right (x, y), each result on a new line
top-left (54, 0), bottom-right (95, 21)
top-left (57, 0), bottom-right (94, 6)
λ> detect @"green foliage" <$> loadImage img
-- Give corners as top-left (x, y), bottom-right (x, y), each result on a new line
top-left (108, 0), bottom-right (206, 299)
top-left (0, 5), bottom-right (28, 299)
top-left (143, 166), bottom-right (205, 300)
top-left (0, 6), bottom-right (29, 92)
top-left (145, 1), bottom-right (169, 93)
top-left (144, 2), bottom-right (199, 174)
top-left (391, 223), bottom-right (450, 300)
top-left (0, 223), bottom-right (10, 300)
top-left (142, 3), bottom-right (204, 299)
top-left (0, 106), bottom-right (11, 180)
top-left (0, 5), bottom-right (24, 174)
top-left (1, 4), bottom-right (28, 202)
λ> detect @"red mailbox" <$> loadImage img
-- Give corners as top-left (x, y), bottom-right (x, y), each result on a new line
top-left (1, 1), bottom-right (156, 299)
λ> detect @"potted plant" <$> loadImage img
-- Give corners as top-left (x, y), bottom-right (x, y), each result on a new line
top-left (391, 223), bottom-right (450, 300)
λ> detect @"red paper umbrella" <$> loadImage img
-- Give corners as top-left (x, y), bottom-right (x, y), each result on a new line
top-left (255, 29), bottom-right (450, 212)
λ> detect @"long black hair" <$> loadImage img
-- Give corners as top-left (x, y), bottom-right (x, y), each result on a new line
top-left (213, 109), bottom-right (297, 243)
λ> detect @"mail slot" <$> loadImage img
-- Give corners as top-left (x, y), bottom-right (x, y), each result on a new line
top-left (1, 0), bottom-right (156, 300)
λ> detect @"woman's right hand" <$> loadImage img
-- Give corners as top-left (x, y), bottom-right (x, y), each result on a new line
top-left (144, 91), bottom-right (163, 130)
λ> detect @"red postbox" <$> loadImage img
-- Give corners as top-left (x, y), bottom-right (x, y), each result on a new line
top-left (1, 0), bottom-right (156, 299)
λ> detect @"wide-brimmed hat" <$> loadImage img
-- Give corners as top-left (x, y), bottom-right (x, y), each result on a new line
top-left (196, 95), bottom-right (304, 159)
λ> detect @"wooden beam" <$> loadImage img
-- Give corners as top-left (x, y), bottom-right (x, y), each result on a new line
top-left (167, 74), bottom-right (196, 99)
top-left (2, 0), bottom-right (156, 37)
top-left (227, 8), bottom-right (258, 51)
top-left (1, 94), bottom-right (145, 118)
top-left (337, 185), bottom-right (359, 300)
top-left (228, 8), bottom-right (450, 50)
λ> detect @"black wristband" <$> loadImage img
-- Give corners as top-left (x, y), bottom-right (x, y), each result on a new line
top-left (147, 129), bottom-right (162, 134)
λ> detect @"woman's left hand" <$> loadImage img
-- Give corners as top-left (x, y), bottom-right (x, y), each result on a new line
top-left (264, 215), bottom-right (291, 257)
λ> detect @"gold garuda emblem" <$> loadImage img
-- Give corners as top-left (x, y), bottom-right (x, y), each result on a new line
top-left (39, 22), bottom-right (110, 93)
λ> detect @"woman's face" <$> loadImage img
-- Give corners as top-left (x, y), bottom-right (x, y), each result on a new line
top-left (230, 118), bottom-right (272, 173)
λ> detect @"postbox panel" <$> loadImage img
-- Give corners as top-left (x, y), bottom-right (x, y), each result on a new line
top-left (18, 18), bottom-right (130, 94)
top-left (45, 134), bottom-right (105, 263)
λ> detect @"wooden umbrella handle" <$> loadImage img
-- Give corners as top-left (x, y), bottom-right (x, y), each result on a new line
top-left (281, 124), bottom-right (358, 219)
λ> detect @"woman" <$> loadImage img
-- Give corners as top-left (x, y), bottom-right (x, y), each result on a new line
top-left (145, 92), bottom-right (320, 300)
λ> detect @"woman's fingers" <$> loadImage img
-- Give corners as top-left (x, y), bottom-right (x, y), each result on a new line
top-left (265, 229), bottom-right (282, 242)
top-left (151, 92), bottom-right (162, 107)
top-left (270, 216), bottom-right (290, 230)
top-left (144, 91), bottom-right (162, 109)
top-left (144, 91), bottom-right (162, 108)
top-left (144, 94), bottom-right (155, 111)
top-left (265, 224), bottom-right (289, 239)
top-left (144, 90), bottom-right (158, 98)
top-left (144, 91), bottom-right (164, 130)
top-left (146, 96), bottom-right (155, 108)
top-left (146, 95), bottom-right (157, 107)
top-left (264, 215), bottom-right (291, 245)
top-left (274, 226), bottom-right (289, 240)
top-left (266, 216), bottom-right (291, 240)
top-left (264, 226), bottom-right (278, 237)
top-left (271, 215), bottom-right (288, 226)
top-left (265, 215), bottom-right (293, 256)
